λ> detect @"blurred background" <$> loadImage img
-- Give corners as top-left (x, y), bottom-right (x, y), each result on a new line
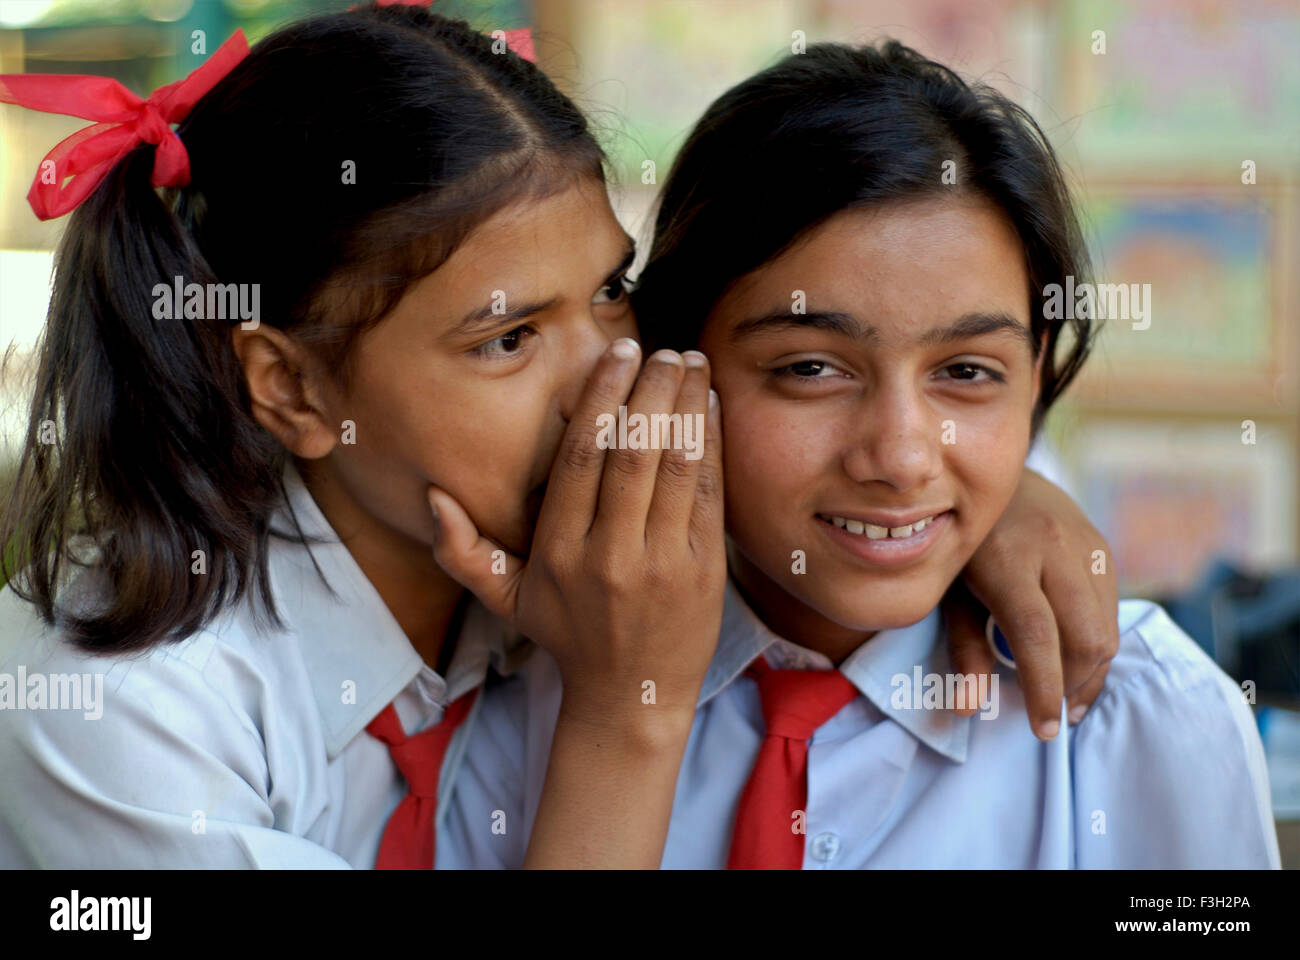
top-left (0, 0), bottom-right (1297, 862)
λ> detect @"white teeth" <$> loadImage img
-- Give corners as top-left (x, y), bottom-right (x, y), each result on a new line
top-left (822, 513), bottom-right (937, 539)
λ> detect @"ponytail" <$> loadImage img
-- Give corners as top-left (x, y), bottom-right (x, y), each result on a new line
top-left (1, 144), bottom-right (295, 652)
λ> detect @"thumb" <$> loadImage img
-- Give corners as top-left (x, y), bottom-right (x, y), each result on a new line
top-left (941, 587), bottom-right (996, 717)
top-left (427, 485), bottom-right (525, 624)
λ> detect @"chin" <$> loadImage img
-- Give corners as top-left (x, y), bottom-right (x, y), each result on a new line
top-left (803, 585), bottom-right (946, 634)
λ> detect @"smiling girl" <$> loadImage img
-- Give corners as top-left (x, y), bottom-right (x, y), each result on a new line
top-left (441, 40), bottom-right (1279, 869)
top-left (3, 6), bottom-right (1126, 868)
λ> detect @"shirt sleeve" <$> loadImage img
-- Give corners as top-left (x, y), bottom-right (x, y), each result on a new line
top-left (1071, 601), bottom-right (1281, 869)
top-left (0, 634), bottom-right (351, 869)
top-left (436, 668), bottom-right (531, 869)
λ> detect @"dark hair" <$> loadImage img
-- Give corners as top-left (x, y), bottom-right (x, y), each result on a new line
top-left (633, 40), bottom-right (1094, 434)
top-left (0, 3), bottom-right (604, 653)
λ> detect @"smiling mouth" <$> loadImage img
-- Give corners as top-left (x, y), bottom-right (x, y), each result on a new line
top-left (816, 511), bottom-right (950, 541)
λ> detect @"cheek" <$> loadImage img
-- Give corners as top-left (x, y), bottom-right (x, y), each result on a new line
top-left (945, 397), bottom-right (1033, 534)
top-left (720, 388), bottom-right (838, 528)
top-left (336, 353), bottom-right (553, 546)
top-left (425, 381), bottom-right (553, 539)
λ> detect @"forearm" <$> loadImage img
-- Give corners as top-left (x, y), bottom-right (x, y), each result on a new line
top-left (523, 699), bottom-right (694, 869)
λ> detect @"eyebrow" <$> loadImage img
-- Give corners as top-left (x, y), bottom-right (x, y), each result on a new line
top-left (730, 308), bottom-right (1032, 349)
top-left (449, 239), bottom-right (636, 340)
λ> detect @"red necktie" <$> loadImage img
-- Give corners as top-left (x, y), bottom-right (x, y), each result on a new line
top-left (366, 688), bottom-right (478, 869)
top-left (727, 656), bottom-right (858, 869)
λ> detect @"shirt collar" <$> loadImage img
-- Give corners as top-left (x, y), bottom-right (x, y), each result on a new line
top-left (700, 578), bottom-right (971, 763)
top-left (268, 460), bottom-right (529, 760)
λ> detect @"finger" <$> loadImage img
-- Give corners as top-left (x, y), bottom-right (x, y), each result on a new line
top-left (1070, 539), bottom-right (1120, 723)
top-left (1067, 659), bottom-right (1111, 725)
top-left (427, 486), bottom-right (525, 624)
top-left (1040, 552), bottom-right (1114, 700)
top-left (536, 337), bottom-right (641, 543)
top-left (974, 584), bottom-right (1063, 740)
top-left (593, 349), bottom-right (686, 541)
top-left (941, 586), bottom-right (997, 717)
top-left (1088, 540), bottom-right (1120, 658)
top-left (688, 383), bottom-right (724, 556)
top-left (644, 350), bottom-right (710, 543)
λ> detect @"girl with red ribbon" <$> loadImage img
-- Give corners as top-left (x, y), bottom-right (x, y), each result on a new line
top-left (1, 3), bottom-right (1123, 869)
top-left (0, 1), bottom-right (717, 869)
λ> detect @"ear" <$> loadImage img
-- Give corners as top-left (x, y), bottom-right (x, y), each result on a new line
top-left (230, 325), bottom-right (337, 459)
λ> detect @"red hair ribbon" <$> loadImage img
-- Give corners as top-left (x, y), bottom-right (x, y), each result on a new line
top-left (500, 28), bottom-right (536, 63)
top-left (0, 29), bottom-right (249, 221)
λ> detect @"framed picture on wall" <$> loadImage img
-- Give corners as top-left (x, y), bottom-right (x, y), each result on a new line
top-left (1070, 418), bottom-right (1297, 595)
top-left (1067, 180), bottom-right (1297, 414)
top-left (1055, 0), bottom-right (1300, 170)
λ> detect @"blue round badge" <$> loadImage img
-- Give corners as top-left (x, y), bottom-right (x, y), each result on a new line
top-left (985, 615), bottom-right (1016, 669)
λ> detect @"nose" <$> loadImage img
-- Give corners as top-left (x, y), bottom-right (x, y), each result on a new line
top-left (554, 313), bottom-right (627, 423)
top-left (841, 376), bottom-right (942, 493)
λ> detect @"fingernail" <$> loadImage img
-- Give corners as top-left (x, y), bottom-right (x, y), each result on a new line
top-left (708, 388), bottom-right (719, 409)
top-left (649, 349), bottom-right (683, 365)
top-left (1037, 719), bottom-right (1059, 741)
top-left (610, 338), bottom-right (640, 360)
top-left (682, 350), bottom-right (708, 368)
top-left (1069, 704), bottom-right (1087, 725)
top-left (426, 491), bottom-right (440, 524)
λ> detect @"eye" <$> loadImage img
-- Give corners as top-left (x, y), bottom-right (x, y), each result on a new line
top-left (936, 362), bottom-right (1005, 384)
top-left (472, 324), bottom-right (535, 360)
top-left (592, 276), bottom-right (630, 305)
top-left (774, 358), bottom-right (844, 381)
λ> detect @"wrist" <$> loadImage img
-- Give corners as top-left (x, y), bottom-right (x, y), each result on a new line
top-left (556, 685), bottom-right (697, 754)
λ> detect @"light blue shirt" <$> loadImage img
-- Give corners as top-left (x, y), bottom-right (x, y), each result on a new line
top-left (0, 461), bottom-right (527, 868)
top-left (439, 580), bottom-right (1281, 868)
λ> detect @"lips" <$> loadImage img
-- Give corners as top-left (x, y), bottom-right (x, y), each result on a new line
top-left (816, 509), bottom-right (941, 538)
top-left (816, 504), bottom-right (951, 535)
top-left (814, 509), bottom-right (952, 566)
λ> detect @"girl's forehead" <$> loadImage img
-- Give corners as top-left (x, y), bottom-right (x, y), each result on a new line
top-left (802, 197), bottom-right (1020, 260)
top-left (373, 178), bottom-right (635, 342)
top-left (709, 198), bottom-right (1028, 323)
top-left (453, 177), bottom-right (622, 263)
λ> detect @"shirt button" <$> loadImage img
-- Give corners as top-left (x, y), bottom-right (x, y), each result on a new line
top-left (810, 832), bottom-right (840, 862)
